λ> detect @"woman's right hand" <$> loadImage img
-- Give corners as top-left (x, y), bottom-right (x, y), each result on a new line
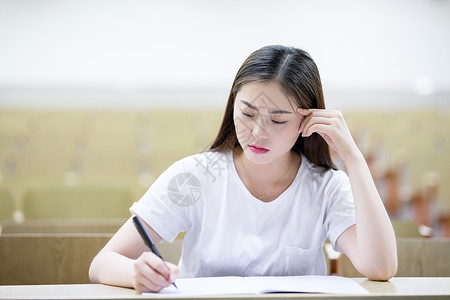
top-left (132, 252), bottom-right (180, 293)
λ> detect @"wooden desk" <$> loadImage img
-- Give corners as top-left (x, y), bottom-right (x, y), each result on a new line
top-left (0, 278), bottom-right (449, 299)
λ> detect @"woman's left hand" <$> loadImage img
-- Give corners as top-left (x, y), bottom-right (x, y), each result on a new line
top-left (297, 108), bottom-right (360, 163)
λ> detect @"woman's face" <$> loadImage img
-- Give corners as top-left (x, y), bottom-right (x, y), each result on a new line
top-left (233, 81), bottom-right (304, 165)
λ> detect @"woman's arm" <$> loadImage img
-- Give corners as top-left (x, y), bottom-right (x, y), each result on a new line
top-left (298, 108), bottom-right (397, 280)
top-left (89, 216), bottom-right (179, 292)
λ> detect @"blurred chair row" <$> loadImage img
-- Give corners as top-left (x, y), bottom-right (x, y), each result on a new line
top-left (0, 108), bottom-right (449, 286)
top-left (0, 109), bottom-right (222, 237)
top-left (0, 110), bottom-right (222, 190)
top-left (0, 185), bottom-right (133, 234)
top-left (345, 110), bottom-right (450, 237)
top-left (0, 235), bottom-right (449, 285)
top-left (1, 109), bottom-right (449, 236)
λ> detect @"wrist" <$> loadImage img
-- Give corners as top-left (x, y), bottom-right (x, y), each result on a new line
top-left (342, 147), bottom-right (365, 168)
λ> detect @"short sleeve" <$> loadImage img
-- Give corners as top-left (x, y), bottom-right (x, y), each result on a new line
top-left (130, 159), bottom-right (194, 243)
top-left (324, 170), bottom-right (356, 252)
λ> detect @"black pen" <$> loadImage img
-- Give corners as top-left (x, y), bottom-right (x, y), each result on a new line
top-left (132, 216), bottom-right (178, 289)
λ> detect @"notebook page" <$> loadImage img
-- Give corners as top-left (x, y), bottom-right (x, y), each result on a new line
top-left (144, 276), bottom-right (259, 296)
top-left (143, 275), bottom-right (369, 296)
top-left (245, 275), bottom-right (369, 295)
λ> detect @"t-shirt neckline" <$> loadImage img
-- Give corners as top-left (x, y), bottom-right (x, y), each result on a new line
top-left (228, 150), bottom-right (305, 206)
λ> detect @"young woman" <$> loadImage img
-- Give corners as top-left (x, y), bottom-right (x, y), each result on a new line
top-left (89, 45), bottom-right (397, 293)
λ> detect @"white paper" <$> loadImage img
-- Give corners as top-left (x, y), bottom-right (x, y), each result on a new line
top-left (143, 275), bottom-right (369, 296)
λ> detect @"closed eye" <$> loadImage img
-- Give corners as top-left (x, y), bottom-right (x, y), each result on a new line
top-left (241, 109), bottom-right (286, 125)
top-left (242, 111), bottom-right (255, 118)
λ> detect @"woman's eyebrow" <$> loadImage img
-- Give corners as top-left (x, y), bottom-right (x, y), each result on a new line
top-left (240, 100), bottom-right (292, 114)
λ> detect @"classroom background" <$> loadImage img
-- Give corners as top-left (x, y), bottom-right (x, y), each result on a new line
top-left (0, 0), bottom-right (450, 285)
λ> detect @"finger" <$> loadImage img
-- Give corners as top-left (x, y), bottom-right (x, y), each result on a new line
top-left (303, 123), bottom-right (333, 138)
top-left (296, 107), bottom-right (312, 117)
top-left (145, 253), bottom-right (172, 281)
top-left (298, 107), bottom-right (341, 118)
top-left (133, 262), bottom-right (165, 293)
top-left (135, 279), bottom-right (164, 294)
top-left (136, 275), bottom-right (164, 293)
top-left (301, 116), bottom-right (333, 136)
top-left (135, 258), bottom-right (171, 288)
top-left (166, 262), bottom-right (180, 282)
top-left (302, 116), bottom-right (334, 126)
top-left (296, 114), bottom-right (306, 132)
top-left (145, 262), bottom-right (173, 287)
top-left (297, 107), bottom-right (329, 116)
top-left (298, 110), bottom-right (334, 132)
top-left (296, 107), bottom-right (307, 114)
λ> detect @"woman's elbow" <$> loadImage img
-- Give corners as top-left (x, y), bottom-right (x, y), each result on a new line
top-left (366, 268), bottom-right (397, 281)
top-left (363, 257), bottom-right (398, 281)
top-left (88, 255), bottom-right (101, 283)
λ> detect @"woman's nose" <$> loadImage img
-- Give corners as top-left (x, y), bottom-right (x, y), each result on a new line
top-left (251, 117), bottom-right (268, 139)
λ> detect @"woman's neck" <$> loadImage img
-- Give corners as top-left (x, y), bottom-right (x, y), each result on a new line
top-left (234, 149), bottom-right (301, 202)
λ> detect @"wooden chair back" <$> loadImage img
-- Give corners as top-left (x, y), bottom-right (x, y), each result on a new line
top-left (0, 233), bottom-right (184, 284)
top-left (0, 234), bottom-right (111, 284)
top-left (337, 238), bottom-right (450, 277)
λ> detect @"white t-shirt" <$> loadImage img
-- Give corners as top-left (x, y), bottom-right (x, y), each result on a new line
top-left (130, 151), bottom-right (355, 278)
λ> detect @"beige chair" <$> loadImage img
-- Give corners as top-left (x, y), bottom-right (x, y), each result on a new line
top-left (391, 219), bottom-right (424, 238)
top-left (0, 233), bottom-right (184, 285)
top-left (0, 218), bottom-right (125, 234)
top-left (21, 185), bottom-right (134, 220)
top-left (0, 187), bottom-right (16, 229)
top-left (337, 238), bottom-right (450, 277)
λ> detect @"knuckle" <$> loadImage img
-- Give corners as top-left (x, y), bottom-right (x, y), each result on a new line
top-left (152, 257), bottom-right (163, 268)
top-left (150, 273), bottom-right (169, 288)
top-left (133, 261), bottom-right (143, 274)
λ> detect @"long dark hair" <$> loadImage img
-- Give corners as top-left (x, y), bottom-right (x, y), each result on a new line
top-left (209, 45), bottom-right (335, 170)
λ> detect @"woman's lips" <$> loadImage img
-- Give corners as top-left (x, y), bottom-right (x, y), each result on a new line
top-left (249, 145), bottom-right (269, 154)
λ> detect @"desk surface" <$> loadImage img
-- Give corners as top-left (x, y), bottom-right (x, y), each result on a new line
top-left (0, 278), bottom-right (449, 299)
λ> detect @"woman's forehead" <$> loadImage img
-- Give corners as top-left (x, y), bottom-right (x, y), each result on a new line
top-left (236, 82), bottom-right (294, 112)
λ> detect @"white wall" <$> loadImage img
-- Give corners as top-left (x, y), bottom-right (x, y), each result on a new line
top-left (0, 0), bottom-right (449, 109)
